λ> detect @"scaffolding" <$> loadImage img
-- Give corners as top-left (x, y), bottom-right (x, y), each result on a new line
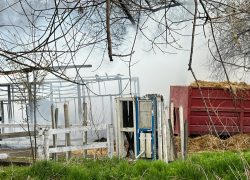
top-left (0, 74), bottom-right (140, 129)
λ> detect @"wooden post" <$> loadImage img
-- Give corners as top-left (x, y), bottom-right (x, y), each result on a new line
top-left (107, 124), bottom-right (114, 158)
top-left (107, 124), bottom-right (111, 158)
top-left (184, 120), bottom-right (188, 160)
top-left (44, 130), bottom-right (49, 161)
top-left (51, 105), bottom-right (57, 161)
top-left (38, 128), bottom-right (44, 160)
top-left (110, 124), bottom-right (114, 157)
top-left (168, 119), bottom-right (177, 160)
top-left (163, 124), bottom-right (168, 163)
top-left (64, 102), bottom-right (71, 161)
top-left (83, 102), bottom-right (87, 158)
top-left (179, 106), bottom-right (184, 159)
top-left (170, 101), bottom-right (174, 132)
top-left (157, 97), bottom-right (163, 160)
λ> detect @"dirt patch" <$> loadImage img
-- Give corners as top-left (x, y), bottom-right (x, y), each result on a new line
top-left (175, 133), bottom-right (250, 153)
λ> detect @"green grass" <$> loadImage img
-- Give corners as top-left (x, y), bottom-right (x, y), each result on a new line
top-left (1, 150), bottom-right (250, 179)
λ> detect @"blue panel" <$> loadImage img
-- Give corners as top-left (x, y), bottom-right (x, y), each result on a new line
top-left (136, 96), bottom-right (160, 159)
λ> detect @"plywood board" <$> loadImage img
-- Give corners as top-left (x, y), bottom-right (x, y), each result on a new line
top-left (139, 101), bottom-right (152, 129)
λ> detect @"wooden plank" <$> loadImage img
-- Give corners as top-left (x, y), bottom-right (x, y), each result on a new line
top-left (179, 106), bottom-right (184, 159)
top-left (120, 128), bottom-right (134, 132)
top-left (0, 141), bottom-right (43, 145)
top-left (47, 124), bottom-right (107, 135)
top-left (110, 124), bottom-right (114, 157)
top-left (64, 102), bottom-right (71, 161)
top-left (157, 97), bottom-right (163, 160)
top-left (0, 124), bottom-right (83, 128)
top-left (133, 99), bottom-right (137, 156)
top-left (0, 131), bottom-right (37, 139)
top-left (163, 124), bottom-right (168, 163)
top-left (0, 153), bottom-right (8, 159)
top-left (168, 119), bottom-right (178, 160)
top-left (114, 98), bottom-right (119, 157)
top-left (82, 102), bottom-right (87, 158)
top-left (140, 132), bottom-right (145, 158)
top-left (49, 142), bottom-right (108, 153)
top-left (145, 133), bottom-right (152, 158)
top-left (107, 124), bottom-right (111, 158)
top-left (170, 101), bottom-right (174, 132)
top-left (38, 128), bottom-right (44, 160)
top-left (51, 105), bottom-right (57, 161)
top-left (118, 100), bottom-right (124, 158)
top-left (44, 131), bottom-right (49, 161)
top-left (184, 120), bottom-right (188, 160)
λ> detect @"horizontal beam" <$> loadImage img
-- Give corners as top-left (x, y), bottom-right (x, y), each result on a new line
top-left (0, 124), bottom-right (84, 128)
top-left (49, 142), bottom-right (108, 153)
top-left (46, 124), bottom-right (108, 135)
top-left (0, 131), bottom-right (37, 139)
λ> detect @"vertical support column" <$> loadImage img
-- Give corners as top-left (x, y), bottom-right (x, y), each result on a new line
top-left (11, 85), bottom-right (15, 121)
top-left (83, 102), bottom-right (87, 158)
top-left (58, 87), bottom-right (61, 102)
top-left (0, 101), bottom-right (4, 133)
top-left (64, 102), bottom-right (71, 161)
top-left (133, 79), bottom-right (136, 95)
top-left (7, 85), bottom-right (12, 124)
top-left (133, 99), bottom-right (137, 156)
top-left (179, 106), bottom-right (184, 159)
top-left (114, 98), bottom-right (119, 157)
top-left (77, 76), bottom-right (82, 124)
top-left (157, 97), bottom-right (163, 160)
top-left (136, 77), bottom-right (140, 97)
top-left (170, 101), bottom-right (174, 132)
top-left (82, 84), bottom-right (86, 105)
top-left (168, 119), bottom-right (177, 161)
top-left (38, 128), bottom-right (44, 160)
top-left (107, 124), bottom-right (111, 158)
top-left (117, 77), bottom-right (123, 97)
top-left (118, 100), bottom-right (125, 157)
top-left (110, 124), bottom-right (114, 157)
top-left (44, 130), bottom-right (49, 161)
top-left (51, 105), bottom-right (57, 161)
top-left (109, 95), bottom-right (115, 136)
top-left (163, 124), bottom-right (168, 163)
top-left (50, 83), bottom-right (53, 105)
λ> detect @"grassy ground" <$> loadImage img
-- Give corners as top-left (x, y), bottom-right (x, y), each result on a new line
top-left (1, 150), bottom-right (250, 179)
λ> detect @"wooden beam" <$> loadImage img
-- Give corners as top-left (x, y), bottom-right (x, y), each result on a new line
top-left (49, 142), bottom-right (108, 153)
top-left (0, 131), bottom-right (37, 139)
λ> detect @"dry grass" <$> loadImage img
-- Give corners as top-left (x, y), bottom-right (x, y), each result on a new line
top-left (175, 133), bottom-right (250, 153)
top-left (190, 80), bottom-right (250, 95)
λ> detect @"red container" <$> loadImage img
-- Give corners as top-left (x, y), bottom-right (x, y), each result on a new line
top-left (169, 86), bottom-right (250, 135)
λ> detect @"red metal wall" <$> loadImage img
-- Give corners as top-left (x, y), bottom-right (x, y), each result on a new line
top-left (169, 86), bottom-right (250, 135)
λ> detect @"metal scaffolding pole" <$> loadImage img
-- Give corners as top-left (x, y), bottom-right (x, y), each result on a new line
top-left (0, 101), bottom-right (4, 133)
top-left (137, 77), bottom-right (140, 97)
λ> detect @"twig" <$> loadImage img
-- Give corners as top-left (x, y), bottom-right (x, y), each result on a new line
top-left (188, 0), bottom-right (227, 150)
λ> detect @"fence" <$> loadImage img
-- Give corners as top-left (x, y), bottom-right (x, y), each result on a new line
top-left (0, 123), bottom-right (114, 161)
